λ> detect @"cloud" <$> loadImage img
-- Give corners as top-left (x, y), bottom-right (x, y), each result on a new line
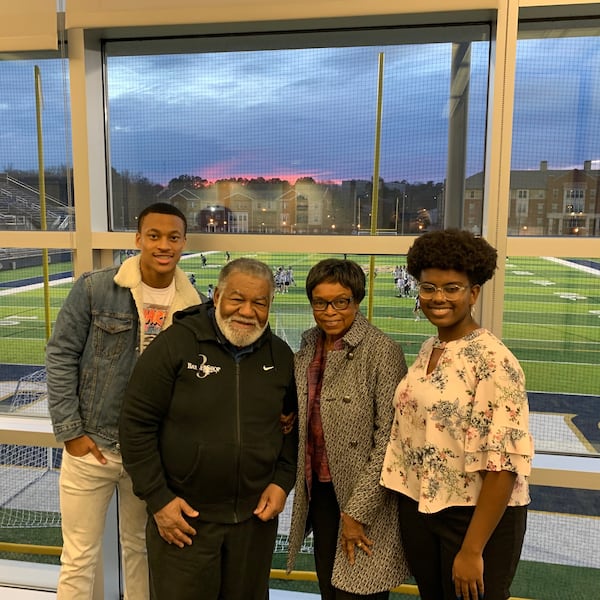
top-left (105, 44), bottom-right (470, 183)
top-left (1, 35), bottom-right (598, 184)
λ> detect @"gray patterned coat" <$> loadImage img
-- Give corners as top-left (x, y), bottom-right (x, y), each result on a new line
top-left (286, 311), bottom-right (410, 593)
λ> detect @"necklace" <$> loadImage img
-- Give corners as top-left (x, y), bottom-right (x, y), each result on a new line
top-left (432, 337), bottom-right (447, 350)
top-left (432, 328), bottom-right (481, 350)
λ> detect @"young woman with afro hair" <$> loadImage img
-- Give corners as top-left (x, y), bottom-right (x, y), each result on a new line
top-left (381, 229), bottom-right (534, 600)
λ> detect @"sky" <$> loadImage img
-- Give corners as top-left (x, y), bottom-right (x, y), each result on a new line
top-left (1, 34), bottom-right (599, 187)
top-left (105, 43), bottom-right (487, 185)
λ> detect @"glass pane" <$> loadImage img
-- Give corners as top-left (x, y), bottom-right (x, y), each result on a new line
top-left (510, 20), bottom-right (600, 236)
top-left (0, 249), bottom-right (73, 418)
top-left (105, 26), bottom-right (489, 234)
top-left (503, 256), bottom-right (600, 457)
top-left (0, 444), bottom-right (62, 567)
top-left (0, 54), bottom-right (72, 232)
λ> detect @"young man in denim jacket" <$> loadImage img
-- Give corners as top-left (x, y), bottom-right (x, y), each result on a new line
top-left (46, 202), bottom-right (202, 599)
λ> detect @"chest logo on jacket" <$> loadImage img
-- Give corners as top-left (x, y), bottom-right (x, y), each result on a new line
top-left (187, 354), bottom-right (222, 378)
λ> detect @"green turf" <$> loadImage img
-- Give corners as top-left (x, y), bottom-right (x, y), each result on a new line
top-left (0, 522), bottom-right (61, 566)
top-left (1, 251), bottom-right (599, 392)
top-left (2, 251), bottom-right (598, 426)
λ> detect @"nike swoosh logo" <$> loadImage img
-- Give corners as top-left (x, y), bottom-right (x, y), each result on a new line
top-left (263, 365), bottom-right (275, 371)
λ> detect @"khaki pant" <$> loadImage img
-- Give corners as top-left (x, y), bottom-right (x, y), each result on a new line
top-left (57, 448), bottom-right (149, 600)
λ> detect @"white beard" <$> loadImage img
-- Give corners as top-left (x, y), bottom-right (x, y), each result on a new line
top-left (215, 302), bottom-right (267, 347)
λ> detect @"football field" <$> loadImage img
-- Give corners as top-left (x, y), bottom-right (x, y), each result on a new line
top-left (0, 250), bottom-right (598, 394)
top-left (1, 250), bottom-right (599, 455)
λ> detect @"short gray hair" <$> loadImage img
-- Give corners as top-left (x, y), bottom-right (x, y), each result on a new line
top-left (217, 257), bottom-right (275, 297)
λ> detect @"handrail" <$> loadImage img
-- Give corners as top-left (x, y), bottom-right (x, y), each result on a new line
top-left (0, 542), bottom-right (61, 557)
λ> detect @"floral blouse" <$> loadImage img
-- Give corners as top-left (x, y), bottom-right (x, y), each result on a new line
top-left (381, 328), bottom-right (533, 514)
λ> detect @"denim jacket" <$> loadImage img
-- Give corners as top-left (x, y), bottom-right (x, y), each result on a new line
top-left (46, 255), bottom-right (201, 451)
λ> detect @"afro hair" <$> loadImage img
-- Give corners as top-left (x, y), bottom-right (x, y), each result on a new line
top-left (406, 228), bottom-right (497, 286)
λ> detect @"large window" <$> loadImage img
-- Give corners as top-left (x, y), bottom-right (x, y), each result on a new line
top-left (507, 20), bottom-right (600, 237)
top-left (501, 255), bottom-right (599, 454)
top-left (1, 3), bottom-right (599, 596)
top-left (0, 54), bottom-right (72, 232)
top-left (105, 26), bottom-right (490, 234)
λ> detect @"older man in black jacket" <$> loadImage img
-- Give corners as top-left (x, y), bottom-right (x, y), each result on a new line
top-left (120, 257), bottom-right (298, 600)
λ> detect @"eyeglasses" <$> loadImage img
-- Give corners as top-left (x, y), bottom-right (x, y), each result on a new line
top-left (310, 297), bottom-right (353, 311)
top-left (417, 283), bottom-right (470, 300)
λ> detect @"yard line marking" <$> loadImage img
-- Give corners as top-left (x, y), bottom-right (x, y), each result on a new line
top-left (0, 277), bottom-right (73, 296)
top-left (518, 359), bottom-right (599, 366)
top-left (543, 256), bottom-right (600, 276)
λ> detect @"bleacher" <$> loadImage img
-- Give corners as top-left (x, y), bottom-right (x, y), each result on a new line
top-left (0, 174), bottom-right (72, 231)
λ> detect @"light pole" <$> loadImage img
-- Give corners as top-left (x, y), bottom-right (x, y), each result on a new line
top-left (401, 194), bottom-right (406, 234)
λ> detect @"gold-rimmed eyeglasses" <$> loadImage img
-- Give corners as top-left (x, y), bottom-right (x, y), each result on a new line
top-left (417, 283), bottom-right (470, 300)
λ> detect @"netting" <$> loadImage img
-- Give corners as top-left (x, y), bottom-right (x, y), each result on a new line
top-left (0, 444), bottom-right (61, 528)
top-left (8, 367), bottom-right (49, 417)
top-left (274, 489), bottom-right (313, 555)
top-left (0, 367), bottom-right (62, 529)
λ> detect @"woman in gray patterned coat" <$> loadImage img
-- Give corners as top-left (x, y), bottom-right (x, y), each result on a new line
top-left (286, 258), bottom-right (410, 599)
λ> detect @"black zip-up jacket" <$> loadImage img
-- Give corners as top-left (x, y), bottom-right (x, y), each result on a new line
top-left (120, 302), bottom-right (298, 524)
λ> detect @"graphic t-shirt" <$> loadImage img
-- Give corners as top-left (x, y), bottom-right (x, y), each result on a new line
top-left (141, 280), bottom-right (175, 351)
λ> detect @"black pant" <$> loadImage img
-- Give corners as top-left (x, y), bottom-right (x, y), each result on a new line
top-left (398, 495), bottom-right (527, 600)
top-left (309, 478), bottom-right (389, 600)
top-left (146, 514), bottom-right (278, 600)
